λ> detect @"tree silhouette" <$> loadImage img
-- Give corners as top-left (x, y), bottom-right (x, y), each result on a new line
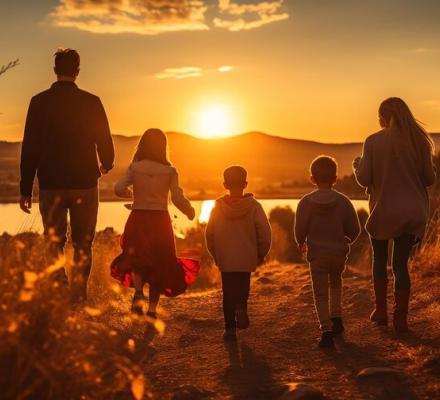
top-left (0, 59), bottom-right (19, 77)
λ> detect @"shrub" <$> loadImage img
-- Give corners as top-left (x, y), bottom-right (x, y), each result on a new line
top-left (0, 233), bottom-right (151, 400)
top-left (268, 206), bottom-right (302, 262)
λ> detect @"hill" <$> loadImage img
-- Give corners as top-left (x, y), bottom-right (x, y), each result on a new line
top-left (1, 132), bottom-right (439, 200)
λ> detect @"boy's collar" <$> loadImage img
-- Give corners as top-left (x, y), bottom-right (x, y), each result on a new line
top-left (224, 193), bottom-right (253, 204)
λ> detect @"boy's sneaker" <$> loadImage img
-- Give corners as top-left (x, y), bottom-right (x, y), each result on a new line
top-left (318, 331), bottom-right (335, 348)
top-left (236, 307), bottom-right (250, 330)
top-left (223, 328), bottom-right (237, 341)
top-left (331, 317), bottom-right (345, 335)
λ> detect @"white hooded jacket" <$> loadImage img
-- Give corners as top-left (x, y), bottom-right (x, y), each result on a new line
top-left (205, 194), bottom-right (272, 272)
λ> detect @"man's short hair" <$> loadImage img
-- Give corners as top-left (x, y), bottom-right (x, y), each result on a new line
top-left (54, 48), bottom-right (80, 77)
top-left (224, 165), bottom-right (247, 187)
top-left (310, 155), bottom-right (338, 185)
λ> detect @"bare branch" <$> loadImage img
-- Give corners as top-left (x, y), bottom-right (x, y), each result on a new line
top-left (0, 59), bottom-right (20, 77)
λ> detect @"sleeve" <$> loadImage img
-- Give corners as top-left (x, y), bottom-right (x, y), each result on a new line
top-left (94, 98), bottom-right (115, 171)
top-left (205, 204), bottom-right (217, 262)
top-left (170, 169), bottom-right (193, 217)
top-left (354, 138), bottom-right (373, 188)
top-left (20, 98), bottom-right (41, 197)
top-left (114, 165), bottom-right (133, 198)
top-left (421, 144), bottom-right (436, 187)
top-left (294, 198), bottom-right (309, 246)
top-left (255, 204), bottom-right (272, 261)
top-left (343, 198), bottom-right (361, 243)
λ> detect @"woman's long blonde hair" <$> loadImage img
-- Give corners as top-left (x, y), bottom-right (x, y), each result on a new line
top-left (379, 98), bottom-right (435, 161)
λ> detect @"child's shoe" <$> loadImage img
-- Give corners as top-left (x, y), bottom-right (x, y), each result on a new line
top-left (331, 317), bottom-right (345, 335)
top-left (131, 291), bottom-right (145, 316)
top-left (146, 311), bottom-right (157, 320)
top-left (318, 331), bottom-right (335, 348)
top-left (223, 328), bottom-right (237, 341)
top-left (236, 307), bottom-right (250, 329)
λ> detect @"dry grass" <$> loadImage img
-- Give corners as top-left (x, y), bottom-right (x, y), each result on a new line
top-left (411, 202), bottom-right (440, 272)
top-left (0, 232), bottom-right (152, 400)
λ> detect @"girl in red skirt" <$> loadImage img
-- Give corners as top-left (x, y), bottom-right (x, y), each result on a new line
top-left (111, 128), bottom-right (201, 318)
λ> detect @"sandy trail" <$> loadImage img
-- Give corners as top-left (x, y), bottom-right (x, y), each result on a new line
top-left (91, 262), bottom-right (440, 400)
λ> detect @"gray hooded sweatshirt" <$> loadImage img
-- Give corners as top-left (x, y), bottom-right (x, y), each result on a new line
top-left (205, 194), bottom-right (272, 272)
top-left (294, 189), bottom-right (361, 262)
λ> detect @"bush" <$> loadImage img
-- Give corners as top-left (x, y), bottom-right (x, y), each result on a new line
top-left (176, 224), bottom-right (220, 290)
top-left (0, 233), bottom-right (151, 400)
top-left (347, 209), bottom-right (371, 268)
top-left (268, 206), bottom-right (302, 262)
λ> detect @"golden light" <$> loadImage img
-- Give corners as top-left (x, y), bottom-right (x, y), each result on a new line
top-left (198, 200), bottom-right (215, 224)
top-left (198, 108), bottom-right (230, 138)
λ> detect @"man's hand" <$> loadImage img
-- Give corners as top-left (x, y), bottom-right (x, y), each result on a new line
top-left (20, 196), bottom-right (32, 214)
top-left (99, 164), bottom-right (109, 175)
top-left (187, 207), bottom-right (196, 221)
top-left (298, 243), bottom-right (307, 256)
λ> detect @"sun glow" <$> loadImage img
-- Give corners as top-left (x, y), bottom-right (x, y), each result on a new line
top-left (198, 200), bottom-right (215, 224)
top-left (198, 108), bottom-right (230, 138)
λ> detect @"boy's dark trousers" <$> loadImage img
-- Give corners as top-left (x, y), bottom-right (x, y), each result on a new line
top-left (221, 272), bottom-right (251, 329)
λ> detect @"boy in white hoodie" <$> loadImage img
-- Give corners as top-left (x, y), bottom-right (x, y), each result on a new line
top-left (295, 156), bottom-right (360, 348)
top-left (205, 166), bottom-right (272, 340)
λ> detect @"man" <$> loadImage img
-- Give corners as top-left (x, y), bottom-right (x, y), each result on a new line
top-left (20, 49), bottom-right (115, 302)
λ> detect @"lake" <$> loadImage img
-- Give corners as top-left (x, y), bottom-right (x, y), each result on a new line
top-left (0, 199), bottom-right (369, 236)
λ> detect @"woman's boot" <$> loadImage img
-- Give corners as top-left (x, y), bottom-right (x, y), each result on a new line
top-left (370, 279), bottom-right (388, 325)
top-left (393, 289), bottom-right (410, 333)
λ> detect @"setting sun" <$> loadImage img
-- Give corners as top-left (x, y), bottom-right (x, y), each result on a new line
top-left (198, 108), bottom-right (230, 139)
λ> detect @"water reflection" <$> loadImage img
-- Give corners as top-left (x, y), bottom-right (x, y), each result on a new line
top-left (198, 200), bottom-right (215, 224)
top-left (0, 199), bottom-right (368, 235)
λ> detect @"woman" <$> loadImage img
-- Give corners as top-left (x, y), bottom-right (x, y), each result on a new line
top-left (354, 97), bottom-right (436, 333)
top-left (111, 129), bottom-right (201, 318)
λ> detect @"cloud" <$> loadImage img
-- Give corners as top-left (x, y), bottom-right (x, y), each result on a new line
top-left (404, 47), bottom-right (439, 55)
top-left (154, 65), bottom-right (234, 79)
top-left (154, 67), bottom-right (202, 79)
top-left (218, 65), bottom-right (233, 72)
top-left (50, 0), bottom-right (209, 35)
top-left (49, 0), bottom-right (289, 34)
top-left (213, 0), bottom-right (289, 31)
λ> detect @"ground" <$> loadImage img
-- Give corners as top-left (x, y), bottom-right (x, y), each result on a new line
top-left (90, 262), bottom-right (440, 400)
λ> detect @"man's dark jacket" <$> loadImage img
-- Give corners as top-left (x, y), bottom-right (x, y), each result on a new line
top-left (20, 81), bottom-right (115, 197)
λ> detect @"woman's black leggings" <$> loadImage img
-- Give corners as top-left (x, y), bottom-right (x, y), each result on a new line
top-left (371, 234), bottom-right (415, 290)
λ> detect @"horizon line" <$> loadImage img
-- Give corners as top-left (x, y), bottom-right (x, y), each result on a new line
top-left (1, 130), bottom-right (440, 146)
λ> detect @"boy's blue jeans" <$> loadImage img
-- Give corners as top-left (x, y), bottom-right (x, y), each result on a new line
top-left (371, 234), bottom-right (415, 290)
top-left (221, 272), bottom-right (251, 330)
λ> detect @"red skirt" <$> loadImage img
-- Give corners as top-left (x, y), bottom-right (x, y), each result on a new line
top-left (110, 210), bottom-right (201, 297)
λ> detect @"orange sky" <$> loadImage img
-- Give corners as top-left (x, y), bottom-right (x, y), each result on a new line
top-left (1, 0), bottom-right (440, 142)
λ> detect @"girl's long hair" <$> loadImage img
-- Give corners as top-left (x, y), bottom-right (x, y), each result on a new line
top-left (132, 128), bottom-right (171, 165)
top-left (379, 98), bottom-right (435, 162)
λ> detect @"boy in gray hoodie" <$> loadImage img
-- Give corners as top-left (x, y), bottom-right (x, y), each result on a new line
top-left (295, 156), bottom-right (360, 348)
top-left (206, 166), bottom-right (272, 340)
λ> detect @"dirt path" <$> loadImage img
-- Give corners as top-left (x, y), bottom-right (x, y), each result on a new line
top-left (96, 263), bottom-right (440, 400)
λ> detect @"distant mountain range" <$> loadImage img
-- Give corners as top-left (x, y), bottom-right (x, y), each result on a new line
top-left (1, 131), bottom-right (439, 200)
